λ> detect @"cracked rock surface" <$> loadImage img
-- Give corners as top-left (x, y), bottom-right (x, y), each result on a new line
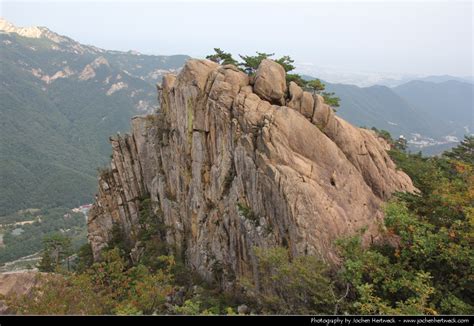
top-left (88, 59), bottom-right (415, 288)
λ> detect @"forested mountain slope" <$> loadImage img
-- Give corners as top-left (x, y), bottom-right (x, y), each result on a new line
top-left (0, 19), bottom-right (188, 214)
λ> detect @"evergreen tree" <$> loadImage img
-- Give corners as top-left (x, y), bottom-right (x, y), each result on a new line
top-left (38, 250), bottom-right (54, 272)
top-left (286, 73), bottom-right (308, 87)
top-left (274, 55), bottom-right (296, 72)
top-left (443, 135), bottom-right (473, 164)
top-left (306, 79), bottom-right (326, 95)
top-left (205, 48), bottom-right (238, 66)
top-left (41, 234), bottom-right (72, 271)
top-left (238, 51), bottom-right (274, 75)
top-left (74, 243), bottom-right (94, 273)
top-left (321, 92), bottom-right (340, 109)
top-left (305, 79), bottom-right (340, 109)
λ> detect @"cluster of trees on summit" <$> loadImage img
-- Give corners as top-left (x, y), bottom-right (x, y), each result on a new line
top-left (206, 48), bottom-right (340, 108)
top-left (7, 135), bottom-right (473, 315)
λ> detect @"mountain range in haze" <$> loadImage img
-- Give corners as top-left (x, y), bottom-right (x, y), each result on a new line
top-left (295, 63), bottom-right (473, 88)
top-left (0, 18), bottom-right (472, 215)
top-left (325, 79), bottom-right (473, 155)
top-left (0, 18), bottom-right (188, 214)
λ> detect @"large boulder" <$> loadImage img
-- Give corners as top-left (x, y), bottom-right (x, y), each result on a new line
top-left (253, 59), bottom-right (287, 105)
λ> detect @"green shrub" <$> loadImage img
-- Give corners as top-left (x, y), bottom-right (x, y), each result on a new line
top-left (241, 247), bottom-right (337, 314)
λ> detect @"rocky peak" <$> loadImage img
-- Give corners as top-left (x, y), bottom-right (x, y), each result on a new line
top-left (0, 17), bottom-right (70, 42)
top-left (0, 17), bottom-right (95, 55)
top-left (0, 17), bottom-right (43, 38)
top-left (87, 58), bottom-right (415, 288)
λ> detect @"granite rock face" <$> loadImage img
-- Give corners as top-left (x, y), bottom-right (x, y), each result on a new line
top-left (88, 59), bottom-right (415, 288)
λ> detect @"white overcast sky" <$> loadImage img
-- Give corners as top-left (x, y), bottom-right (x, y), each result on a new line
top-left (1, 0), bottom-right (472, 76)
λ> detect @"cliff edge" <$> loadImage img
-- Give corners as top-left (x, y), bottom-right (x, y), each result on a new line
top-left (87, 59), bottom-right (414, 287)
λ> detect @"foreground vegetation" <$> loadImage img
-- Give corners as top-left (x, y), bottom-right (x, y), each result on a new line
top-left (5, 134), bottom-right (472, 314)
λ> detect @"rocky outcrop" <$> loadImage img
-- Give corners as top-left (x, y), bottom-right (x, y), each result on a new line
top-left (87, 58), bottom-right (415, 288)
top-left (0, 18), bottom-right (43, 38)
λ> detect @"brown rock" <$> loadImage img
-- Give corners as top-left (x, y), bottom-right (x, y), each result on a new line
top-left (87, 58), bottom-right (415, 290)
top-left (287, 81), bottom-right (315, 119)
top-left (253, 59), bottom-right (287, 105)
top-left (0, 272), bottom-right (41, 314)
top-left (312, 95), bottom-right (416, 199)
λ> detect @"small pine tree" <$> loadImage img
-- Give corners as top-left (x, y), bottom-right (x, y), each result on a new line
top-left (321, 92), bottom-right (340, 109)
top-left (74, 243), bottom-right (94, 273)
top-left (274, 55), bottom-right (296, 72)
top-left (238, 51), bottom-right (274, 75)
top-left (305, 80), bottom-right (340, 109)
top-left (286, 73), bottom-right (308, 87)
top-left (206, 48), bottom-right (238, 66)
top-left (40, 234), bottom-right (73, 271)
top-left (37, 250), bottom-right (54, 272)
top-left (306, 79), bottom-right (326, 94)
top-left (443, 135), bottom-right (473, 164)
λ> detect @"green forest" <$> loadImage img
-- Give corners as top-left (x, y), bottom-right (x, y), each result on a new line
top-left (0, 207), bottom-right (87, 265)
top-left (0, 32), bottom-right (187, 215)
top-left (6, 136), bottom-right (473, 315)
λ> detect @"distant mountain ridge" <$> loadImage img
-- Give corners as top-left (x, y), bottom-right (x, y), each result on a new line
top-left (324, 79), bottom-right (473, 153)
top-left (376, 75), bottom-right (473, 87)
top-left (296, 61), bottom-right (472, 87)
top-left (324, 82), bottom-right (432, 137)
top-left (413, 75), bottom-right (473, 84)
top-left (0, 18), bottom-right (189, 215)
top-left (393, 80), bottom-right (474, 137)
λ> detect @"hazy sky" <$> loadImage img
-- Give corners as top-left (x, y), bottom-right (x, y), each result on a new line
top-left (1, 0), bottom-right (472, 76)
